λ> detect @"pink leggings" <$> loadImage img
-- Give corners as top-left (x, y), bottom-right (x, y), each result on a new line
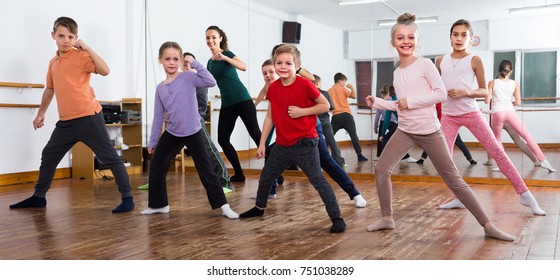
top-left (441, 111), bottom-right (528, 194)
top-left (491, 110), bottom-right (545, 161)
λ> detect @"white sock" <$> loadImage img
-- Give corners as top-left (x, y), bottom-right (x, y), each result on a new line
top-left (438, 198), bottom-right (466, 209)
top-left (405, 157), bottom-right (418, 163)
top-left (140, 205), bottom-right (170, 215)
top-left (221, 204), bottom-right (239, 219)
top-left (520, 191), bottom-right (546, 216)
top-left (353, 194), bottom-right (367, 208)
top-left (540, 159), bottom-right (556, 172)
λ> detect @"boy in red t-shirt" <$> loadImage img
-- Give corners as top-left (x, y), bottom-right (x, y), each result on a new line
top-left (239, 44), bottom-right (345, 233)
top-left (9, 17), bottom-right (134, 213)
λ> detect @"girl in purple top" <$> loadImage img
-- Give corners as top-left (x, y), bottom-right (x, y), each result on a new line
top-left (141, 41), bottom-right (239, 219)
top-left (365, 13), bottom-right (513, 241)
top-left (437, 20), bottom-right (546, 216)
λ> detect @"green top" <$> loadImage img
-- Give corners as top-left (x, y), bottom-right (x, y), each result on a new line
top-left (207, 50), bottom-right (252, 108)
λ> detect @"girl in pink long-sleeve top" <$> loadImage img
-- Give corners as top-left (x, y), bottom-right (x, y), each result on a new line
top-left (437, 19), bottom-right (546, 216)
top-left (365, 13), bottom-right (514, 241)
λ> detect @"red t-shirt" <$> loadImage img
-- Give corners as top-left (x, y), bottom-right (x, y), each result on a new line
top-left (267, 76), bottom-right (319, 146)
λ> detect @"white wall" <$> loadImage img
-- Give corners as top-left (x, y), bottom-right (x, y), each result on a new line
top-left (0, 0), bottom-right (350, 175)
top-left (0, 0), bottom-right (129, 174)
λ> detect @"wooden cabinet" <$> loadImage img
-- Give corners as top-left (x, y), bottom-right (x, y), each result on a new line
top-left (71, 98), bottom-right (143, 179)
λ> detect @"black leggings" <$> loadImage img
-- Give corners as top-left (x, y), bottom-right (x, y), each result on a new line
top-left (217, 100), bottom-right (262, 175)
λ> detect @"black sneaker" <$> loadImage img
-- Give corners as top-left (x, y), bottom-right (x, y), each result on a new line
top-left (230, 174), bottom-right (246, 182)
top-left (357, 155), bottom-right (368, 161)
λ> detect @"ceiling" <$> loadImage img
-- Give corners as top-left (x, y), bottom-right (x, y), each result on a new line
top-left (253, 0), bottom-right (559, 31)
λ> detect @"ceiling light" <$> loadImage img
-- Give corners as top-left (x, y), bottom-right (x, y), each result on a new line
top-left (337, 0), bottom-right (381, 6)
top-left (509, 3), bottom-right (560, 14)
top-left (377, 16), bottom-right (439, 27)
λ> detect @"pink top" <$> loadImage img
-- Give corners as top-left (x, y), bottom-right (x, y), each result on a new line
top-left (440, 54), bottom-right (479, 116)
top-left (373, 58), bottom-right (447, 135)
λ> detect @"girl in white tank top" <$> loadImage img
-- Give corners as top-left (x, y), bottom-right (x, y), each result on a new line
top-left (438, 20), bottom-right (546, 216)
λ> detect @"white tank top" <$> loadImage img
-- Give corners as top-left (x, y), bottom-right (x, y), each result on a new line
top-left (440, 54), bottom-right (480, 116)
top-left (491, 79), bottom-right (516, 113)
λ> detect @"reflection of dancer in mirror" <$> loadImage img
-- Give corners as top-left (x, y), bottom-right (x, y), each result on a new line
top-left (328, 73), bottom-right (368, 162)
top-left (484, 59), bottom-right (555, 172)
top-left (206, 26), bottom-right (262, 182)
top-left (314, 74), bottom-right (346, 168)
top-left (141, 42), bottom-right (238, 219)
top-left (437, 19), bottom-right (545, 215)
top-left (482, 115), bottom-right (540, 167)
top-left (365, 13), bottom-right (514, 241)
top-left (377, 84), bottom-right (416, 162)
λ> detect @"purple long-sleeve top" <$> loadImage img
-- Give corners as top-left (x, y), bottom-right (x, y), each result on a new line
top-left (148, 60), bottom-right (216, 148)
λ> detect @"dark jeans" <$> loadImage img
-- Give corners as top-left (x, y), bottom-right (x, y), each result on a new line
top-left (255, 138), bottom-right (341, 220)
top-left (218, 100), bottom-right (262, 176)
top-left (319, 116), bottom-right (345, 166)
top-left (316, 124), bottom-right (360, 200)
top-left (34, 112), bottom-right (131, 198)
top-left (149, 130), bottom-right (227, 209)
top-left (331, 112), bottom-right (363, 156)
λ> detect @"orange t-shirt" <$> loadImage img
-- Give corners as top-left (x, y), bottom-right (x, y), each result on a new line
top-left (327, 84), bottom-right (352, 115)
top-left (46, 48), bottom-right (102, 121)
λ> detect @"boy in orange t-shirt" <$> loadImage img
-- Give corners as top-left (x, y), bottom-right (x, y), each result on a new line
top-left (328, 73), bottom-right (368, 162)
top-left (10, 17), bottom-right (134, 213)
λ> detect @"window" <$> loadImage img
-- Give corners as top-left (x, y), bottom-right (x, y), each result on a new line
top-left (493, 50), bottom-right (558, 105)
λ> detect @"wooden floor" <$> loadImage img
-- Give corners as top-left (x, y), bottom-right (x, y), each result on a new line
top-left (1, 169), bottom-right (559, 260)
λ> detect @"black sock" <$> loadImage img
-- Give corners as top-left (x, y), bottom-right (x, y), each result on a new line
top-left (230, 174), bottom-right (245, 182)
top-left (330, 217), bottom-right (346, 233)
top-left (239, 206), bottom-right (264, 218)
top-left (277, 175), bottom-right (284, 185)
top-left (112, 196), bottom-right (134, 213)
top-left (9, 196), bottom-right (47, 209)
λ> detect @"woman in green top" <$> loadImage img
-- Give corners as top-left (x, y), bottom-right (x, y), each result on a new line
top-left (205, 25), bottom-right (262, 182)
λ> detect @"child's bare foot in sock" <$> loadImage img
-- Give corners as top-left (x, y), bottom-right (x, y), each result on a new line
top-left (221, 204), bottom-right (239, 219)
top-left (520, 191), bottom-right (546, 216)
top-left (366, 217), bottom-right (395, 232)
top-left (484, 222), bottom-right (514, 242)
top-left (438, 198), bottom-right (465, 209)
top-left (140, 205), bottom-right (169, 215)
